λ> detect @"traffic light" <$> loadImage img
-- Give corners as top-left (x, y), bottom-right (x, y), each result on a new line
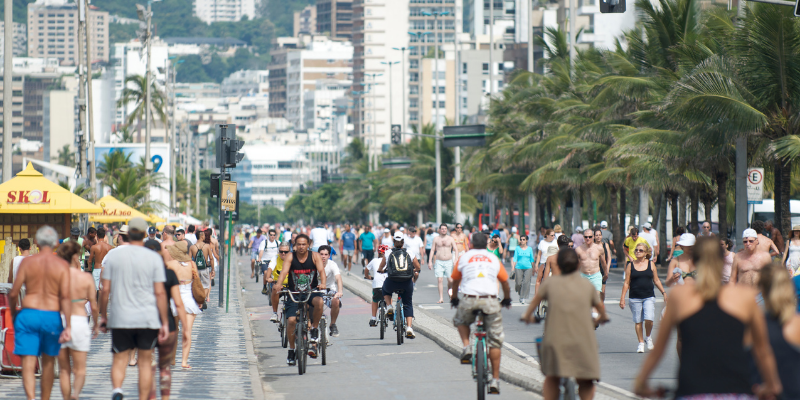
top-left (600, 0), bottom-right (625, 13)
top-left (391, 124), bottom-right (401, 145)
top-left (215, 124), bottom-right (245, 168)
top-left (227, 139), bottom-right (245, 166)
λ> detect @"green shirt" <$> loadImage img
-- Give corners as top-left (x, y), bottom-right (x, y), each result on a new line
top-left (63, 237), bottom-right (85, 262)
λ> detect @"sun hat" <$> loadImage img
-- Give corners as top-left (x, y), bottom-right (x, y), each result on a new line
top-left (676, 233), bottom-right (696, 247)
top-left (118, 225), bottom-right (129, 235)
top-left (545, 245), bottom-right (559, 258)
top-left (167, 241), bottom-right (192, 262)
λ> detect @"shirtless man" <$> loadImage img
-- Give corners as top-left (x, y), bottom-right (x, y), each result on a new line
top-left (9, 226), bottom-right (72, 400)
top-left (731, 229), bottom-right (773, 292)
top-left (765, 220), bottom-right (784, 257)
top-left (87, 228), bottom-right (114, 290)
top-left (159, 225), bottom-right (177, 261)
top-left (429, 224), bottom-right (457, 303)
top-left (451, 223), bottom-right (470, 258)
top-left (575, 230), bottom-right (608, 294)
top-left (752, 220), bottom-right (780, 258)
top-left (82, 227), bottom-right (97, 271)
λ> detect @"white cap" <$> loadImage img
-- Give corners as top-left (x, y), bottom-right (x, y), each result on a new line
top-left (676, 233), bottom-right (696, 246)
top-left (384, 228), bottom-right (390, 233)
top-left (643, 222), bottom-right (652, 229)
top-left (576, 226), bottom-right (584, 232)
top-left (511, 227), bottom-right (517, 232)
top-left (743, 228), bottom-right (758, 239)
top-left (482, 224), bottom-right (489, 230)
top-left (393, 231), bottom-right (404, 241)
top-left (600, 221), bottom-right (608, 228)
top-left (400, 227), bottom-right (405, 231)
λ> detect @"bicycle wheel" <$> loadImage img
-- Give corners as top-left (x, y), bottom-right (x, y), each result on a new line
top-left (320, 318), bottom-right (328, 366)
top-left (476, 341), bottom-right (486, 400)
top-left (267, 283), bottom-right (273, 306)
top-left (295, 317), bottom-right (305, 375)
top-left (395, 301), bottom-right (403, 345)
top-left (564, 378), bottom-right (578, 400)
top-left (379, 301), bottom-right (386, 340)
top-left (280, 309), bottom-right (288, 348)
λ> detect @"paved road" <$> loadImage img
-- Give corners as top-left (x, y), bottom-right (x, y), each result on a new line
top-left (341, 252), bottom-right (679, 392)
top-left (237, 254), bottom-right (540, 400)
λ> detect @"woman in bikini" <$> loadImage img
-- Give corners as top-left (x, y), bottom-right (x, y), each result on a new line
top-left (56, 240), bottom-right (98, 400)
top-left (166, 241), bottom-right (202, 369)
top-left (664, 232), bottom-right (696, 357)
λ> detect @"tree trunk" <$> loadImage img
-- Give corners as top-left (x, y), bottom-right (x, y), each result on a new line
top-left (546, 191), bottom-right (553, 228)
top-left (670, 192), bottom-right (679, 236)
top-left (659, 193), bottom-right (668, 268)
top-left (559, 192), bottom-right (568, 232)
top-left (610, 186), bottom-right (622, 260)
top-left (619, 187), bottom-right (627, 237)
top-left (652, 193), bottom-right (662, 233)
top-left (137, 116), bottom-right (142, 143)
top-left (538, 199), bottom-right (546, 231)
top-left (689, 189), bottom-right (700, 234)
top-left (717, 169), bottom-right (728, 239)
top-left (678, 194), bottom-right (686, 228)
top-left (703, 191), bottom-right (713, 226)
top-left (587, 189), bottom-right (594, 228)
top-left (778, 160), bottom-right (792, 240)
top-left (573, 188), bottom-right (582, 231)
top-left (631, 189), bottom-right (639, 227)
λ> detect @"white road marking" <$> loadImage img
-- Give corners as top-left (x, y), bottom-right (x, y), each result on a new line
top-left (366, 351), bottom-right (434, 357)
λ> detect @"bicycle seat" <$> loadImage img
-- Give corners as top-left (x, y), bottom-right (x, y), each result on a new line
top-left (392, 289), bottom-right (405, 294)
top-left (472, 310), bottom-right (484, 316)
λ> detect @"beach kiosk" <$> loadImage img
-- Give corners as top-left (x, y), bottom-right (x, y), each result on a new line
top-left (89, 195), bottom-right (153, 224)
top-left (0, 163), bottom-right (102, 242)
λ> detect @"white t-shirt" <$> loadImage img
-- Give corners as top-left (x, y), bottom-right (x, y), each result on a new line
top-left (640, 231), bottom-right (658, 260)
top-left (366, 258), bottom-right (387, 289)
top-left (260, 239), bottom-right (279, 261)
top-left (537, 239), bottom-right (556, 264)
top-left (185, 234), bottom-right (197, 245)
top-left (310, 227), bottom-right (329, 249)
top-left (404, 236), bottom-right (424, 261)
top-left (453, 249), bottom-right (506, 297)
top-left (12, 255), bottom-right (28, 281)
top-left (381, 235), bottom-right (394, 246)
top-left (385, 248), bottom-right (417, 263)
top-left (324, 260), bottom-right (341, 292)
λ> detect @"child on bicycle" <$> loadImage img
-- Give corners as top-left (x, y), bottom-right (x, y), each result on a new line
top-left (365, 244), bottom-right (389, 327)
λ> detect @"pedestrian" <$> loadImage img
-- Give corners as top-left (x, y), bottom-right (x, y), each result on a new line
top-left (506, 227), bottom-right (519, 263)
top-left (782, 225), bottom-right (800, 275)
top-left (487, 234), bottom-right (503, 259)
top-left (318, 245), bottom-right (343, 337)
top-left (721, 238), bottom-right (734, 284)
top-left (499, 223), bottom-right (509, 256)
top-left (9, 226), bottom-right (71, 400)
top-left (425, 227), bottom-right (435, 265)
top-left (522, 248), bottom-right (610, 400)
top-left (765, 220), bottom-right (785, 257)
top-left (365, 245), bottom-right (389, 327)
top-left (666, 233), bottom-right (696, 287)
top-left (666, 226), bottom-right (686, 263)
top-left (752, 220), bottom-right (781, 258)
top-left (87, 228), bottom-right (113, 290)
top-left (534, 229), bottom-right (557, 295)
top-left (82, 226), bottom-right (97, 271)
top-left (341, 223), bottom-right (356, 273)
top-left (542, 235), bottom-right (570, 277)
top-left (452, 223), bottom-right (470, 259)
top-left (146, 239), bottom-right (188, 400)
top-left (429, 224), bottom-right (458, 304)
top-left (698, 221), bottom-right (716, 238)
top-left (166, 241), bottom-right (202, 369)
top-left (190, 229), bottom-right (214, 307)
top-left (594, 228), bottom-right (612, 301)
top-left (99, 217), bottom-right (170, 400)
top-left (639, 223), bottom-right (659, 264)
top-left (633, 237), bottom-right (782, 400)
top-left (599, 221), bottom-right (615, 254)
top-left (57, 240), bottom-right (99, 400)
top-left (731, 228), bottom-right (774, 290)
top-left (148, 227), bottom-right (161, 243)
top-left (619, 242), bottom-right (667, 353)
top-left (571, 226), bottom-right (585, 248)
top-left (553, 224), bottom-right (563, 240)
top-left (623, 227), bottom-right (649, 265)
top-left (752, 262), bottom-right (800, 400)
top-left (512, 234), bottom-right (534, 303)
top-left (7, 237), bottom-right (31, 283)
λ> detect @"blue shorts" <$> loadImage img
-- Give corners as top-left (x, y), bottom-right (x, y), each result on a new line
top-left (285, 292), bottom-right (323, 319)
top-left (14, 309), bottom-right (64, 357)
top-left (581, 271), bottom-right (603, 292)
top-left (250, 249), bottom-right (260, 261)
top-left (629, 297), bottom-right (655, 323)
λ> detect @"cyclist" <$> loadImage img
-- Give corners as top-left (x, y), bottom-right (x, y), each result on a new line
top-left (260, 229), bottom-right (280, 294)
top-left (450, 231), bottom-right (512, 395)
top-left (378, 231), bottom-right (420, 339)
top-left (265, 242), bottom-right (292, 322)
top-left (249, 229), bottom-right (266, 280)
top-left (318, 245), bottom-right (343, 337)
top-left (365, 244), bottom-right (390, 326)
top-left (275, 234), bottom-right (326, 364)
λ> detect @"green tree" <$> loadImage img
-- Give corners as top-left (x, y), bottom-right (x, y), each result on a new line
top-left (116, 75), bottom-right (167, 142)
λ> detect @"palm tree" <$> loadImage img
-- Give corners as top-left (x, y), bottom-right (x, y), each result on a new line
top-left (113, 126), bottom-right (135, 143)
top-left (97, 150), bottom-right (134, 187)
top-left (116, 74), bottom-right (167, 143)
top-left (57, 145), bottom-right (74, 167)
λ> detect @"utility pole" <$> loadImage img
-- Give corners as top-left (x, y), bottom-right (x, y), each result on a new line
top-left (454, 8), bottom-right (462, 224)
top-left (167, 59), bottom-right (176, 213)
top-left (392, 47), bottom-right (411, 138)
top-left (527, 0), bottom-right (536, 234)
top-left (195, 135), bottom-right (200, 215)
top-left (2, 0), bottom-right (12, 181)
top-left (145, 2), bottom-right (153, 177)
top-left (528, 0), bottom-right (534, 74)
top-left (83, 0), bottom-right (96, 201)
top-left (380, 61), bottom-right (398, 131)
top-left (424, 10), bottom-right (449, 225)
top-left (569, 0), bottom-right (576, 72)
top-left (76, 4), bottom-right (86, 180)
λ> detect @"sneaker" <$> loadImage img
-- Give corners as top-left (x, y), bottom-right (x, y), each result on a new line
top-left (459, 346), bottom-right (472, 364)
top-left (386, 308), bottom-right (394, 320)
top-left (330, 324), bottom-right (339, 337)
top-left (308, 344), bottom-right (318, 359)
top-left (261, 286), bottom-right (268, 295)
top-left (112, 392), bottom-right (124, 400)
top-left (406, 327), bottom-right (415, 339)
top-left (369, 318), bottom-right (377, 327)
top-left (270, 313), bottom-right (278, 323)
top-left (637, 343), bottom-right (645, 353)
top-left (488, 378), bottom-right (500, 394)
top-left (309, 328), bottom-right (320, 343)
top-left (287, 350), bottom-right (296, 365)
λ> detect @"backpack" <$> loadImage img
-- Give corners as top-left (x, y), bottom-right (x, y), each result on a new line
top-left (194, 246), bottom-right (207, 270)
top-left (386, 248), bottom-right (414, 282)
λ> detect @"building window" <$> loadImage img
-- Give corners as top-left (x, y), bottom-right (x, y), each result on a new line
top-left (438, 101), bottom-right (445, 108)
top-left (410, 112), bottom-right (418, 121)
top-left (438, 86), bottom-right (445, 94)
top-left (409, 99), bottom-right (418, 108)
top-left (461, 97), bottom-right (467, 108)
top-left (483, 63), bottom-right (489, 73)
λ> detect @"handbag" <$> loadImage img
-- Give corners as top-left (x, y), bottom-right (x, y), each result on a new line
top-left (191, 268), bottom-right (206, 306)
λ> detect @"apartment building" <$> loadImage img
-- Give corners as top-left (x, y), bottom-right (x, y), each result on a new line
top-left (294, 6), bottom-right (317, 37)
top-left (242, 144), bottom-right (312, 210)
top-left (302, 79), bottom-right (351, 143)
top-left (532, 0), bottom-right (635, 51)
top-left (0, 22), bottom-right (28, 57)
top-left (27, 1), bottom-right (109, 65)
top-left (221, 70), bottom-right (269, 97)
top-left (316, 0), bottom-right (353, 41)
top-left (111, 39), bottom-right (169, 129)
top-left (268, 37), bottom-right (304, 119)
top-left (193, 0), bottom-right (257, 24)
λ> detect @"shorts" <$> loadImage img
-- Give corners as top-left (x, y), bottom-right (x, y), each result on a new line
top-left (382, 279), bottom-right (414, 318)
top-left (250, 249), bottom-right (259, 261)
top-left (372, 288), bottom-right (383, 303)
top-left (324, 291), bottom-right (342, 309)
top-left (312, 246), bottom-right (320, 252)
top-left (260, 260), bottom-right (271, 273)
top-left (362, 250), bottom-right (375, 262)
top-left (62, 315), bottom-right (91, 352)
top-left (92, 268), bottom-right (101, 290)
top-left (434, 259), bottom-right (454, 278)
top-left (111, 328), bottom-right (159, 353)
top-left (13, 309), bottom-right (63, 357)
top-left (581, 271), bottom-right (603, 292)
top-left (342, 249), bottom-right (354, 256)
top-left (453, 296), bottom-right (504, 348)
top-left (285, 292), bottom-right (323, 319)
top-left (198, 268), bottom-right (211, 289)
top-left (629, 297), bottom-right (655, 323)
top-left (508, 250), bottom-right (515, 258)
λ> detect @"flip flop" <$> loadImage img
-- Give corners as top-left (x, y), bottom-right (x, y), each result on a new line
top-left (437, 300), bottom-right (444, 304)
top-left (181, 365), bottom-right (192, 369)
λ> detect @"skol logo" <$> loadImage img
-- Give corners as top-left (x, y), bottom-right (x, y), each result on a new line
top-left (7, 190), bottom-right (50, 204)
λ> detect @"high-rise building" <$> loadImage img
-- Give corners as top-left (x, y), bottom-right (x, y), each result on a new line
top-left (532, 0), bottom-right (636, 52)
top-left (0, 22), bottom-right (28, 57)
top-left (221, 70), bottom-right (269, 97)
top-left (316, 0), bottom-right (353, 41)
top-left (27, 1), bottom-right (109, 65)
top-left (294, 5), bottom-right (317, 37)
top-left (193, 0), bottom-right (257, 24)
top-left (268, 36), bottom-right (303, 119)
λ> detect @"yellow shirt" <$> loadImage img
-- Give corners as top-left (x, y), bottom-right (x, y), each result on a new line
top-left (271, 257), bottom-right (289, 286)
top-left (623, 236), bottom-right (649, 261)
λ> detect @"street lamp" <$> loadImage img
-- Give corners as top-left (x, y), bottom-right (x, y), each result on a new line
top-left (363, 73), bottom-right (382, 172)
top-left (392, 46), bottom-right (415, 136)
top-left (380, 61), bottom-right (400, 137)
top-left (137, 1), bottom-right (154, 181)
top-left (408, 32), bottom-right (432, 137)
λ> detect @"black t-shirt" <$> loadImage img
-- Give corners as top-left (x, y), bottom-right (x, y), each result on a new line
top-left (164, 268), bottom-right (179, 332)
top-left (288, 251), bottom-right (318, 291)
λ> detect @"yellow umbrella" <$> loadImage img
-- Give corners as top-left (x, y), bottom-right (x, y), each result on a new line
top-left (89, 195), bottom-right (152, 223)
top-left (0, 162), bottom-right (102, 214)
top-left (149, 214), bottom-right (166, 223)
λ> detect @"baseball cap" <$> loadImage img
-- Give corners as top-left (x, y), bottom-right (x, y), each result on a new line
top-left (393, 231), bottom-right (404, 241)
top-left (148, 227), bottom-right (157, 234)
top-left (676, 233), bottom-right (696, 247)
top-left (176, 226), bottom-right (186, 233)
top-left (600, 221), bottom-right (608, 228)
top-left (128, 217), bottom-right (148, 233)
top-left (70, 227), bottom-right (80, 236)
top-left (400, 227), bottom-right (405, 232)
top-left (643, 222), bottom-right (652, 229)
top-left (576, 226), bottom-right (584, 232)
top-left (384, 228), bottom-right (390, 233)
top-left (743, 228), bottom-right (757, 239)
top-left (119, 225), bottom-right (129, 235)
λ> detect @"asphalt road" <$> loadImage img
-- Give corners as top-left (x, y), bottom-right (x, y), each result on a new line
top-left (237, 254), bottom-right (540, 400)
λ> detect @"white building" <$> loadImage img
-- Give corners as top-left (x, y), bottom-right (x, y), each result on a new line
top-left (0, 22), bottom-right (27, 57)
top-left (221, 69), bottom-right (269, 97)
top-left (285, 37), bottom-right (352, 131)
top-left (193, 0), bottom-right (257, 24)
top-left (243, 144), bottom-right (312, 210)
top-left (302, 79), bottom-right (351, 143)
top-left (111, 39), bottom-right (169, 128)
top-left (534, 0), bottom-right (636, 51)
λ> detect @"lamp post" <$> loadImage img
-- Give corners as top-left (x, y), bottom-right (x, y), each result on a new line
top-left (380, 61), bottom-right (400, 133)
top-left (408, 32), bottom-right (431, 136)
top-left (392, 46), bottom-right (414, 138)
top-left (167, 56), bottom-right (184, 213)
top-left (137, 2), bottom-right (154, 189)
top-left (364, 73), bottom-right (382, 172)
top-left (2, 0), bottom-right (11, 181)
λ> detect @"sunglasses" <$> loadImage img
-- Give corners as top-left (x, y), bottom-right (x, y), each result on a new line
top-left (634, 249), bottom-right (645, 253)
top-left (520, 238), bottom-right (527, 241)
top-left (743, 239), bottom-right (755, 244)
top-left (279, 250), bottom-right (290, 254)
top-left (584, 235), bottom-right (593, 239)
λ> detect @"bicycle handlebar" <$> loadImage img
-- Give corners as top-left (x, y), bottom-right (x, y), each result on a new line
top-left (279, 289), bottom-right (329, 303)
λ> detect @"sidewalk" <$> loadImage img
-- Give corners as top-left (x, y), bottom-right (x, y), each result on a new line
top-left (0, 267), bottom-right (262, 400)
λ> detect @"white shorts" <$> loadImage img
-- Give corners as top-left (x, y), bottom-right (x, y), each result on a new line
top-left (434, 259), bottom-right (454, 278)
top-left (61, 315), bottom-right (91, 352)
top-left (92, 269), bottom-right (101, 290)
top-left (342, 249), bottom-right (354, 256)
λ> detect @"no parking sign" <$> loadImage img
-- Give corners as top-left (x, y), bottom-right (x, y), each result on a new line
top-left (747, 168), bottom-right (764, 204)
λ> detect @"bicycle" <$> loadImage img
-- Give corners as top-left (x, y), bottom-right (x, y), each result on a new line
top-left (470, 310), bottom-right (492, 400)
top-left (318, 292), bottom-right (336, 366)
top-left (274, 289), bottom-right (289, 348)
top-left (377, 298), bottom-right (387, 340)
top-left (389, 289), bottom-right (406, 345)
top-left (281, 288), bottom-right (325, 375)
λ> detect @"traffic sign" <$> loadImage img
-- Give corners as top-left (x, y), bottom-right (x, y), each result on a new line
top-left (209, 173), bottom-right (231, 198)
top-left (382, 158), bottom-right (412, 169)
top-left (443, 125), bottom-right (490, 148)
top-left (747, 168), bottom-right (764, 204)
top-left (221, 180), bottom-right (237, 211)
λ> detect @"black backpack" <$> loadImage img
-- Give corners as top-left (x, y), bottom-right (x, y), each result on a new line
top-left (386, 248), bottom-right (414, 282)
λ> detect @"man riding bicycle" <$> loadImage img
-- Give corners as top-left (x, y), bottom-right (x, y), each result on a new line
top-left (275, 234), bottom-right (327, 365)
top-left (249, 229), bottom-right (266, 280)
top-left (265, 242), bottom-right (292, 322)
top-left (260, 229), bottom-right (280, 294)
top-left (378, 231), bottom-right (421, 339)
top-left (450, 231), bottom-right (512, 395)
